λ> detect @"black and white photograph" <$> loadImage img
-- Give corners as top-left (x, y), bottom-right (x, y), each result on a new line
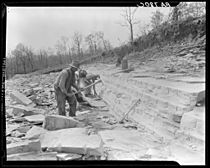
top-left (3, 2), bottom-right (206, 165)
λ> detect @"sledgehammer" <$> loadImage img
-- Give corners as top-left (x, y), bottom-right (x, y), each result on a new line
top-left (119, 98), bottom-right (141, 124)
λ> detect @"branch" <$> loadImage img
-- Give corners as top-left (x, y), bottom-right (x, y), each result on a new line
top-left (131, 7), bottom-right (138, 20)
top-left (132, 20), bottom-right (141, 25)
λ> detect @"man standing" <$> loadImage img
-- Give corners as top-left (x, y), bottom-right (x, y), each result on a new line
top-left (54, 61), bottom-right (80, 117)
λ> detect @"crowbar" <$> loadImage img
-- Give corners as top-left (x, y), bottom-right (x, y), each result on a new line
top-left (119, 98), bottom-right (141, 124)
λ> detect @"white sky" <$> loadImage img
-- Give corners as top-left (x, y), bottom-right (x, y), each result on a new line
top-left (6, 7), bottom-right (171, 54)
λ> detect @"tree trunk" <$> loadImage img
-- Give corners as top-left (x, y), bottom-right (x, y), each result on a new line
top-left (59, 55), bottom-right (62, 65)
top-left (130, 22), bottom-right (134, 50)
top-left (103, 40), bottom-right (107, 51)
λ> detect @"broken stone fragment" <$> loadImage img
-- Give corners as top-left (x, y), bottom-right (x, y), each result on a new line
top-left (9, 104), bottom-right (44, 117)
top-left (10, 90), bottom-right (33, 106)
top-left (7, 151), bottom-right (57, 161)
top-left (6, 124), bottom-right (20, 136)
top-left (23, 88), bottom-right (34, 97)
top-left (25, 126), bottom-right (47, 140)
top-left (56, 153), bottom-right (82, 160)
top-left (123, 122), bottom-right (138, 129)
top-left (11, 130), bottom-right (25, 138)
top-left (6, 109), bottom-right (14, 118)
top-left (16, 125), bottom-right (32, 133)
top-left (7, 139), bottom-right (41, 155)
top-left (10, 116), bottom-right (27, 123)
top-left (33, 87), bottom-right (43, 92)
top-left (28, 83), bottom-right (39, 88)
top-left (43, 115), bottom-right (83, 131)
top-left (24, 114), bottom-right (45, 123)
top-left (40, 128), bottom-right (103, 156)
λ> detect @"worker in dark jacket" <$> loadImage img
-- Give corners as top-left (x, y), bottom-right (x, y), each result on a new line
top-left (54, 61), bottom-right (81, 116)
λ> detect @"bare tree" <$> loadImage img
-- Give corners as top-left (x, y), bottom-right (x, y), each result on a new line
top-left (25, 46), bottom-right (34, 72)
top-left (72, 32), bottom-right (83, 58)
top-left (85, 33), bottom-right (95, 54)
top-left (55, 40), bottom-right (64, 65)
top-left (11, 43), bottom-right (28, 74)
top-left (38, 49), bottom-right (49, 69)
top-left (95, 31), bottom-right (110, 51)
top-left (150, 10), bottom-right (164, 29)
top-left (119, 7), bottom-right (140, 46)
top-left (138, 23), bottom-right (151, 37)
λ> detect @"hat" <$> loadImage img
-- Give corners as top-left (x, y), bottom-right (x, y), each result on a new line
top-left (79, 70), bottom-right (87, 77)
top-left (70, 60), bottom-right (80, 69)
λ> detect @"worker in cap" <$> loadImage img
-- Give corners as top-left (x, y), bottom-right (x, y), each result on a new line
top-left (54, 60), bottom-right (81, 116)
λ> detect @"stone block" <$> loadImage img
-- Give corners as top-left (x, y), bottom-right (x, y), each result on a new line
top-left (172, 114), bottom-right (182, 123)
top-left (180, 112), bottom-right (197, 130)
top-left (40, 128), bottom-right (103, 156)
top-left (43, 115), bottom-right (83, 131)
top-left (7, 139), bottom-right (41, 155)
top-left (7, 152), bottom-right (57, 161)
top-left (25, 126), bottom-right (47, 140)
top-left (10, 90), bottom-right (33, 106)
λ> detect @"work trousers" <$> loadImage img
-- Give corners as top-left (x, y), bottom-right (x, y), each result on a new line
top-left (54, 87), bottom-right (77, 117)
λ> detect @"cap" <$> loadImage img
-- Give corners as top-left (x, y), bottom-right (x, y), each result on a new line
top-left (70, 60), bottom-right (80, 69)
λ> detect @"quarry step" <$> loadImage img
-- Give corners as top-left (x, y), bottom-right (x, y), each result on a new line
top-left (101, 82), bottom-right (193, 116)
top-left (102, 75), bottom-right (204, 107)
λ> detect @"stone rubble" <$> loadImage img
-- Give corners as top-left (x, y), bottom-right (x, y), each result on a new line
top-left (4, 35), bottom-right (205, 164)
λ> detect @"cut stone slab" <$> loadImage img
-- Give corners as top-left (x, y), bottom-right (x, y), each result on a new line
top-left (43, 115), bottom-right (83, 131)
top-left (40, 128), bottom-right (103, 156)
top-left (180, 112), bottom-right (201, 130)
top-left (9, 104), bottom-right (44, 116)
top-left (7, 139), bottom-right (41, 155)
top-left (25, 126), bottom-right (47, 140)
top-left (98, 129), bottom-right (162, 152)
top-left (24, 114), bottom-right (45, 123)
top-left (10, 90), bottom-right (33, 106)
top-left (7, 151), bottom-right (57, 161)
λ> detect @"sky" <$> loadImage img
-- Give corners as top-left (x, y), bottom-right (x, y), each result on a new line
top-left (6, 7), bottom-right (171, 55)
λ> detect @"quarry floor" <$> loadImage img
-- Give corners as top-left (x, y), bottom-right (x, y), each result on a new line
top-left (5, 62), bottom-right (205, 165)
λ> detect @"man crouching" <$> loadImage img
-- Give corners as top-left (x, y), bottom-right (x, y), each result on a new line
top-left (54, 61), bottom-right (81, 117)
top-left (77, 70), bottom-right (100, 97)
